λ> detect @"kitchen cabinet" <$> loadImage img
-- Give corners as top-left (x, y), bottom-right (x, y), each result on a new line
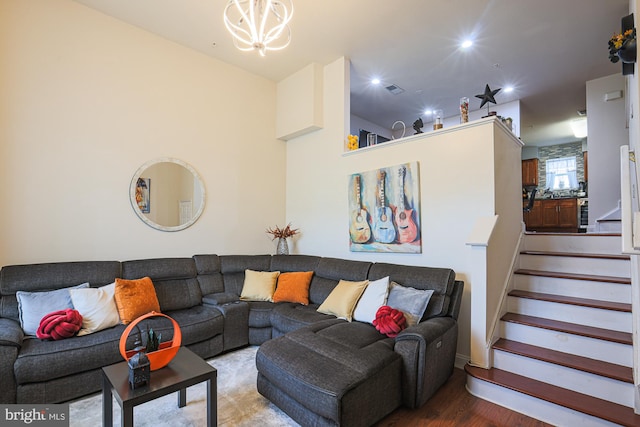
top-left (523, 200), bottom-right (542, 230)
top-left (583, 151), bottom-right (588, 182)
top-left (522, 159), bottom-right (538, 187)
top-left (525, 198), bottom-right (578, 232)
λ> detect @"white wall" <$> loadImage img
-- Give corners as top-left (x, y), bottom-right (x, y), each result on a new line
top-left (587, 74), bottom-right (627, 225)
top-left (350, 114), bottom-right (393, 141)
top-left (286, 58), bottom-right (523, 361)
top-left (0, 0), bottom-right (286, 265)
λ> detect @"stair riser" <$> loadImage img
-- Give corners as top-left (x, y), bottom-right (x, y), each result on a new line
top-left (501, 322), bottom-right (633, 367)
top-left (493, 350), bottom-right (634, 407)
top-left (467, 375), bottom-right (622, 427)
top-left (523, 234), bottom-right (622, 255)
top-left (597, 222), bottom-right (622, 233)
top-left (506, 297), bottom-right (632, 333)
top-left (513, 275), bottom-right (631, 304)
top-left (518, 255), bottom-right (629, 277)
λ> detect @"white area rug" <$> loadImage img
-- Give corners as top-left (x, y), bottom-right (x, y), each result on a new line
top-left (69, 346), bottom-right (299, 426)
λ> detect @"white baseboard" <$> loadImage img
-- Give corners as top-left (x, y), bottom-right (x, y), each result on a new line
top-left (455, 352), bottom-right (470, 369)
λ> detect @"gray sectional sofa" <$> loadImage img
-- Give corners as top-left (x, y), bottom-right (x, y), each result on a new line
top-left (0, 254), bottom-right (463, 426)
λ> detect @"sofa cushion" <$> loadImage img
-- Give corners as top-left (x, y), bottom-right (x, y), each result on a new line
top-left (121, 258), bottom-right (203, 311)
top-left (317, 279), bottom-right (368, 321)
top-left (247, 301), bottom-right (276, 328)
top-left (353, 276), bottom-right (389, 324)
top-left (17, 283), bottom-right (89, 336)
top-left (367, 263), bottom-right (455, 319)
top-left (220, 255), bottom-right (273, 296)
top-left (309, 258), bottom-right (372, 305)
top-left (193, 254), bottom-right (224, 295)
top-left (69, 283), bottom-right (120, 336)
top-left (270, 303), bottom-right (331, 336)
top-left (0, 261), bottom-right (121, 323)
top-left (240, 270), bottom-right (280, 302)
top-left (386, 282), bottom-right (434, 327)
top-left (270, 255), bottom-right (321, 273)
top-left (14, 305), bottom-right (223, 385)
top-left (114, 277), bottom-right (160, 324)
top-left (273, 271), bottom-right (313, 305)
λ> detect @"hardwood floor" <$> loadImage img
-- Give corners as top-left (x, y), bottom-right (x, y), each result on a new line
top-left (376, 368), bottom-right (552, 427)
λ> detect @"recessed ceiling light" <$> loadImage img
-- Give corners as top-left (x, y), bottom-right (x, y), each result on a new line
top-left (504, 86), bottom-right (514, 93)
top-left (461, 40), bottom-right (473, 49)
top-left (371, 78), bottom-right (381, 85)
top-left (424, 109), bottom-right (433, 115)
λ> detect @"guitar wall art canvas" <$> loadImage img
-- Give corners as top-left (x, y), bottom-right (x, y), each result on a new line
top-left (348, 162), bottom-right (421, 253)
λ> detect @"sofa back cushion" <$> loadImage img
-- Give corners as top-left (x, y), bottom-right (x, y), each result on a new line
top-left (121, 258), bottom-right (201, 312)
top-left (270, 255), bottom-right (321, 273)
top-left (367, 263), bottom-right (455, 319)
top-left (219, 255), bottom-right (272, 296)
top-left (309, 258), bottom-right (372, 305)
top-left (193, 254), bottom-right (224, 295)
top-left (0, 261), bottom-right (121, 323)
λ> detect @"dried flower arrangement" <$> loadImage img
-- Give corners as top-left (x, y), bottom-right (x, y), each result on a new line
top-left (609, 28), bottom-right (636, 63)
top-left (266, 223), bottom-right (299, 240)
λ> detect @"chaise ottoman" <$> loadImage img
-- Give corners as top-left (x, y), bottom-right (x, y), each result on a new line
top-left (256, 318), bottom-right (402, 427)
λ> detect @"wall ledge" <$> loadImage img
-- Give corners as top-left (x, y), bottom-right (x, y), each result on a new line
top-left (343, 117), bottom-right (522, 156)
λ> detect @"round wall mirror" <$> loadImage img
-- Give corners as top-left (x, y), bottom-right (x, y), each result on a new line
top-left (129, 158), bottom-right (206, 232)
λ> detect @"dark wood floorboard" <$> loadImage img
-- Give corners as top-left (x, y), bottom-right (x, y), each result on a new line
top-left (514, 268), bottom-right (631, 284)
top-left (376, 368), bottom-right (551, 427)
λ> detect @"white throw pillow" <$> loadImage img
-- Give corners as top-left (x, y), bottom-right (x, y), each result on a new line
top-left (353, 276), bottom-right (390, 324)
top-left (69, 283), bottom-right (120, 336)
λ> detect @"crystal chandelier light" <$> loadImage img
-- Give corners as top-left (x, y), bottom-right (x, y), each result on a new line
top-left (223, 0), bottom-right (294, 57)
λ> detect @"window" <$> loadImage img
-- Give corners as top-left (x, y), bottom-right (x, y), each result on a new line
top-left (546, 156), bottom-right (578, 190)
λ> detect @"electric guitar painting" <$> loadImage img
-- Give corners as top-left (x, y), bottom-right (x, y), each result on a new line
top-left (373, 171), bottom-right (397, 244)
top-left (349, 175), bottom-right (371, 243)
top-left (393, 167), bottom-right (419, 243)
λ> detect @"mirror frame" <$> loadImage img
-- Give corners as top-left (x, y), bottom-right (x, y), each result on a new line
top-left (129, 157), bottom-right (206, 232)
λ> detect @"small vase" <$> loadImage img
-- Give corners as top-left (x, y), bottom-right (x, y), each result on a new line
top-left (276, 238), bottom-right (289, 255)
top-left (618, 38), bottom-right (637, 64)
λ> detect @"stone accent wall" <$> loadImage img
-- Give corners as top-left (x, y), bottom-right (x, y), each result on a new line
top-left (537, 141), bottom-right (585, 190)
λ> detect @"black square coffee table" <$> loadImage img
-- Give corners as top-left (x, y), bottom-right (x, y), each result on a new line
top-left (102, 347), bottom-right (217, 427)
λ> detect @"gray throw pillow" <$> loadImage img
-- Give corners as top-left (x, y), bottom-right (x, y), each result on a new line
top-left (17, 283), bottom-right (90, 336)
top-left (386, 281), bottom-right (434, 327)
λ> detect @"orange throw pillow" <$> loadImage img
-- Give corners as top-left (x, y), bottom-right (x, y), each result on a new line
top-left (273, 271), bottom-right (314, 305)
top-left (114, 277), bottom-right (160, 324)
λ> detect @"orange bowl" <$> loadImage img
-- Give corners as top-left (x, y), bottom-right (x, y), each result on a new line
top-left (119, 311), bottom-right (182, 371)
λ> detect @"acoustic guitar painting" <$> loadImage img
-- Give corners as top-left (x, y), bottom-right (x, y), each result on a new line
top-left (393, 167), bottom-right (419, 243)
top-left (373, 171), bottom-right (397, 244)
top-left (349, 175), bottom-right (371, 243)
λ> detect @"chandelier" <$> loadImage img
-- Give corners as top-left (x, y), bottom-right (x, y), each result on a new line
top-left (223, 0), bottom-right (294, 57)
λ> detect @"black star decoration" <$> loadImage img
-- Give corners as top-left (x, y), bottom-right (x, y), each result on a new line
top-left (475, 84), bottom-right (501, 108)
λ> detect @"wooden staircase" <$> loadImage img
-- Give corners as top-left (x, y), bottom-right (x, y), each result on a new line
top-left (466, 232), bottom-right (639, 426)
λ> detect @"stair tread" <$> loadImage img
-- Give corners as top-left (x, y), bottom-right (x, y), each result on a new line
top-left (465, 365), bottom-right (640, 426)
top-left (502, 313), bottom-right (632, 345)
top-left (515, 268), bottom-right (631, 284)
top-left (493, 338), bottom-right (633, 383)
top-left (508, 289), bottom-right (631, 312)
top-left (524, 232), bottom-right (621, 236)
top-left (520, 250), bottom-right (630, 260)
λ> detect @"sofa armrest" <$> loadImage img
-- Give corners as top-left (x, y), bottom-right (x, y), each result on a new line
top-left (0, 318), bottom-right (23, 348)
top-left (0, 318), bottom-right (22, 404)
top-left (394, 316), bottom-right (458, 408)
top-left (202, 292), bottom-right (239, 306)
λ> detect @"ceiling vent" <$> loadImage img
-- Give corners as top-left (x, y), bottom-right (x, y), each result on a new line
top-left (385, 84), bottom-right (405, 95)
